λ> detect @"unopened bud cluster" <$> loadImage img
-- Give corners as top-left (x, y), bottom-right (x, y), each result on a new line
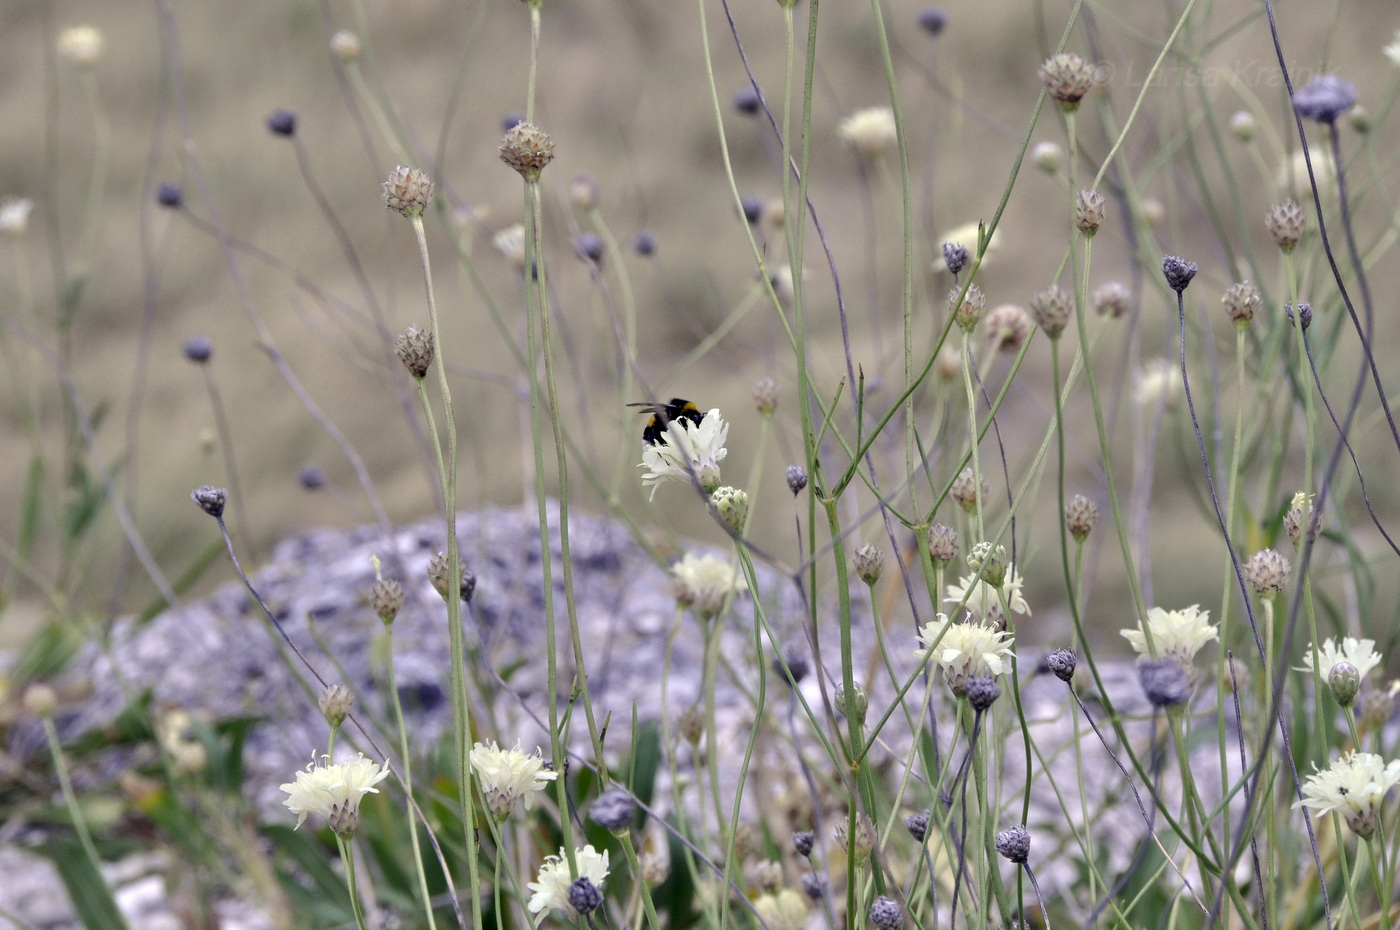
top-left (1266, 201), bottom-right (1305, 253)
top-left (951, 468), bottom-right (988, 514)
top-left (1093, 281), bottom-right (1131, 319)
top-left (928, 523), bottom-right (958, 563)
top-left (1243, 548), bottom-right (1290, 598)
top-left (1039, 53), bottom-right (1097, 111)
top-left (854, 544), bottom-right (885, 584)
top-left (1075, 188), bottom-right (1106, 235)
top-left (949, 283), bottom-right (986, 332)
top-left (984, 304), bottom-right (1032, 353)
top-left (1065, 494), bottom-right (1098, 542)
top-left (382, 166), bottom-right (434, 218)
top-left (1029, 284), bottom-right (1072, 338)
top-left (396, 327), bottom-right (434, 378)
top-left (1222, 282), bottom-right (1261, 326)
top-left (499, 122), bottom-right (556, 182)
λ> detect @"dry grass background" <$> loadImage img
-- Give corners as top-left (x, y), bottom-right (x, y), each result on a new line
top-left (2, 0), bottom-right (1399, 649)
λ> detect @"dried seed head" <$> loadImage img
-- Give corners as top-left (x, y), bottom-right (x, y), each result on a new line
top-left (774, 648), bottom-right (809, 687)
top-left (298, 464), bottom-right (325, 490)
top-left (711, 486), bottom-right (750, 535)
top-left (499, 122), bottom-right (556, 182)
top-left (569, 172), bottom-right (599, 211)
top-left (1042, 648), bottom-right (1077, 683)
top-left (1243, 548), bottom-right (1290, 598)
top-left (156, 184), bottom-right (183, 209)
top-left (1093, 281), bottom-right (1132, 319)
top-left (1284, 491), bottom-right (1322, 547)
top-left (1292, 74), bottom-right (1358, 124)
top-left (183, 335), bottom-right (213, 364)
top-left (950, 468), bottom-right (988, 514)
top-left (800, 874), bottom-right (827, 901)
top-left (191, 486), bottom-right (227, 518)
top-left (995, 825), bottom-right (1031, 863)
top-left (382, 166), bottom-right (434, 217)
top-left (834, 812), bottom-right (877, 865)
top-left (1039, 53), bottom-right (1097, 111)
top-left (589, 785), bottom-right (637, 832)
top-left (266, 108), bottom-right (297, 136)
top-left (786, 465), bottom-right (808, 495)
top-left (330, 30), bottom-right (362, 61)
top-left (1029, 284), bottom-right (1072, 337)
top-left (942, 241), bottom-right (970, 276)
top-left (1222, 282), bottom-right (1261, 326)
top-left (1286, 301), bottom-right (1313, 331)
top-left (905, 809), bottom-right (931, 843)
top-left (1075, 188), bottom-right (1106, 235)
top-left (917, 7), bottom-right (947, 35)
top-left (793, 830), bottom-right (815, 857)
top-left (1066, 494), bottom-right (1098, 541)
top-left (1266, 200), bottom-right (1305, 253)
top-left (395, 326), bottom-right (434, 379)
top-left (753, 377), bottom-right (780, 416)
top-left (964, 675), bottom-right (1001, 711)
top-left (870, 897), bottom-right (904, 930)
top-left (854, 544), bottom-right (885, 585)
top-left (928, 523), bottom-right (959, 562)
top-left (574, 233), bottom-right (605, 265)
top-left (984, 304), bottom-right (1032, 353)
top-left (677, 706), bottom-right (704, 745)
top-left (370, 577), bottom-right (405, 624)
top-left (1162, 255), bottom-right (1198, 294)
top-left (949, 283), bottom-right (986, 332)
top-left (733, 86), bottom-right (762, 115)
top-left (319, 684), bottom-right (354, 727)
top-left (740, 196), bottom-right (764, 224)
top-left (1328, 661), bottom-right (1361, 708)
top-left (427, 553), bottom-right (475, 602)
top-left (1138, 657), bottom-right (1192, 709)
top-left (568, 878), bottom-right (603, 916)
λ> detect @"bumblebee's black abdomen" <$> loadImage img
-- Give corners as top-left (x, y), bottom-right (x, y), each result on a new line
top-left (632, 397), bottom-right (704, 445)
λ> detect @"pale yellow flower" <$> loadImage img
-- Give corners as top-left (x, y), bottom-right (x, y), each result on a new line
top-left (58, 26), bottom-right (103, 66)
top-left (1298, 637), bottom-right (1382, 681)
top-left (1296, 752), bottom-right (1400, 838)
top-left (916, 613), bottom-right (1015, 694)
top-left (1122, 605), bottom-right (1217, 664)
top-left (945, 566), bottom-right (1030, 621)
top-left (754, 889), bottom-right (809, 930)
top-left (280, 753), bottom-right (390, 832)
top-left (672, 552), bottom-right (746, 618)
top-left (528, 845), bottom-right (610, 918)
top-left (639, 408), bottom-right (728, 499)
top-left (469, 740), bottom-right (557, 819)
top-left (838, 107), bottom-right (897, 157)
top-left (0, 198), bottom-right (34, 235)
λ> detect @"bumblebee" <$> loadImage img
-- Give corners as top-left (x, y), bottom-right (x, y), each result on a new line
top-left (630, 397), bottom-right (704, 446)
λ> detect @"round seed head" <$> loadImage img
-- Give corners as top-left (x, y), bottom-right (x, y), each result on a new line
top-left (1222, 282), bottom-right (1261, 326)
top-left (568, 878), bottom-right (603, 916)
top-left (1328, 661), bottom-right (1361, 708)
top-left (319, 684), bottom-right (353, 727)
top-left (928, 523), bottom-right (958, 562)
top-left (1042, 648), bottom-right (1077, 683)
top-left (917, 7), bottom-right (947, 35)
top-left (753, 377), bottom-right (780, 415)
top-left (984, 304), bottom-right (1032, 353)
top-left (266, 108), bottom-right (297, 136)
top-left (1066, 494), bottom-right (1098, 541)
top-left (773, 648), bottom-right (809, 687)
top-left (1138, 657), bottom-right (1192, 709)
top-left (330, 30), bottom-right (362, 61)
top-left (370, 577), bottom-right (405, 624)
top-left (905, 809), bottom-right (931, 843)
top-left (1029, 284), bottom-right (1072, 337)
top-left (870, 896), bottom-right (904, 930)
top-left (501, 111), bottom-right (525, 132)
top-left (574, 233), bottom-right (605, 265)
top-left (1075, 188), bottom-right (1106, 235)
top-left (427, 552), bottom-right (475, 603)
top-left (499, 122), bottom-right (556, 182)
top-left (740, 196), bottom-right (764, 224)
top-left (1243, 548), bottom-right (1290, 598)
top-left (382, 166), bottom-right (434, 217)
top-left (1162, 255), bottom-right (1198, 294)
top-left (964, 676), bottom-right (1001, 712)
top-left (1286, 302), bottom-right (1312, 331)
top-left (801, 873), bottom-right (827, 901)
top-left (298, 464), bottom-right (325, 490)
top-left (942, 241), bottom-right (970, 276)
top-left (589, 785), bottom-right (637, 832)
top-left (633, 231), bottom-right (656, 256)
top-left (1039, 53), bottom-right (1097, 111)
top-left (1093, 281), bottom-right (1132, 319)
top-left (793, 830), bottom-right (815, 857)
top-left (1292, 74), bottom-right (1358, 124)
top-left (733, 86), bottom-right (762, 115)
top-left (191, 486), bottom-right (227, 518)
top-left (1266, 200), bottom-right (1306, 253)
top-left (949, 283), bottom-right (986, 332)
top-left (854, 544), bottom-right (885, 585)
top-left (995, 825), bottom-right (1030, 863)
top-left (786, 465), bottom-right (808, 496)
top-left (156, 183), bottom-right (183, 208)
top-left (183, 335), bottom-right (213, 363)
top-left (395, 326), bottom-right (434, 379)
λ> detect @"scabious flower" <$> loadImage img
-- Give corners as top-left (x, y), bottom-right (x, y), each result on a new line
top-left (754, 889), bottom-right (810, 930)
top-left (528, 845), bottom-right (611, 919)
top-left (1121, 605), bottom-right (1217, 664)
top-left (1296, 752), bottom-right (1400, 838)
top-left (1292, 75), bottom-right (1358, 124)
top-left (915, 613), bottom-right (1015, 694)
top-left (672, 552), bottom-right (747, 618)
top-left (1298, 637), bottom-right (1382, 682)
top-left (838, 107), bottom-right (898, 158)
top-left (469, 741), bottom-right (557, 819)
top-left (945, 566), bottom-right (1030, 621)
top-left (639, 408), bottom-right (728, 499)
top-left (1134, 358), bottom-right (1182, 410)
top-left (280, 753), bottom-right (391, 835)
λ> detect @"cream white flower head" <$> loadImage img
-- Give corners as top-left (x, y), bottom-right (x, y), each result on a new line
top-left (0, 198), bottom-right (34, 236)
top-left (639, 408), bottom-right (728, 500)
top-left (936, 221), bottom-right (1000, 270)
top-left (469, 740), bottom-right (558, 819)
top-left (754, 889), bottom-right (810, 930)
top-left (1276, 147), bottom-right (1335, 199)
top-left (280, 752), bottom-right (391, 830)
top-left (1134, 358), bottom-right (1183, 410)
top-left (1387, 30), bottom-right (1400, 67)
top-left (58, 26), bottom-right (103, 66)
top-left (945, 566), bottom-right (1031, 621)
top-left (528, 844), bottom-right (611, 918)
top-left (672, 552), bottom-right (746, 618)
top-left (1122, 605), bottom-right (1217, 664)
top-left (1298, 637), bottom-right (1382, 681)
top-left (915, 613), bottom-right (1015, 694)
top-left (493, 223), bottom-right (527, 269)
top-left (1296, 751), bottom-right (1400, 838)
top-left (838, 107), bottom-right (897, 158)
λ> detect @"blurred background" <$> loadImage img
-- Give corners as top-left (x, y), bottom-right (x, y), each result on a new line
top-left (1, 0), bottom-right (1398, 652)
